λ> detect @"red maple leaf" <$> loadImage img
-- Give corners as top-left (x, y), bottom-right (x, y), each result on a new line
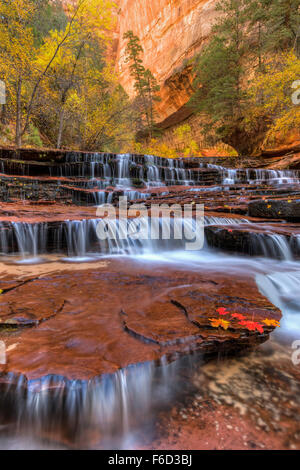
top-left (238, 320), bottom-right (264, 334)
top-left (231, 313), bottom-right (246, 321)
top-left (216, 307), bottom-right (229, 315)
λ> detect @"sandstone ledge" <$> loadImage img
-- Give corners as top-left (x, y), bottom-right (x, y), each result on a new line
top-left (0, 260), bottom-right (281, 388)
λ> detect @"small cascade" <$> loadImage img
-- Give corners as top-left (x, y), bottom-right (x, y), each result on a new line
top-left (250, 232), bottom-right (293, 260)
top-left (257, 270), bottom-right (300, 338)
top-left (0, 357), bottom-right (182, 449)
top-left (0, 222), bottom-right (48, 260)
top-left (12, 222), bottom-right (48, 259)
top-left (0, 218), bottom-right (204, 259)
top-left (204, 215), bottom-right (251, 225)
top-left (50, 153), bottom-right (221, 187)
top-left (206, 163), bottom-right (300, 185)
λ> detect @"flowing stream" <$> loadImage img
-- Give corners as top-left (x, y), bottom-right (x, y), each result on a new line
top-left (0, 153), bottom-right (300, 449)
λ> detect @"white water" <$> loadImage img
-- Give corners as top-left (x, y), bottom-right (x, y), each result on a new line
top-left (0, 217), bottom-right (296, 262)
top-left (1, 153), bottom-right (300, 448)
top-left (49, 152), bottom-right (300, 186)
top-left (2, 248), bottom-right (299, 449)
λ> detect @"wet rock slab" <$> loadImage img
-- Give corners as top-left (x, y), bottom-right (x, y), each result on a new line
top-left (249, 199), bottom-right (300, 220)
top-left (0, 260), bottom-right (281, 387)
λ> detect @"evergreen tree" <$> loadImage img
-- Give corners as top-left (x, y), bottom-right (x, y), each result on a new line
top-left (265, 0), bottom-right (300, 56)
top-left (190, 0), bottom-right (249, 153)
top-left (141, 68), bottom-right (161, 139)
top-left (31, 0), bottom-right (67, 47)
top-left (123, 30), bottom-right (160, 139)
top-left (190, 0), bottom-right (300, 154)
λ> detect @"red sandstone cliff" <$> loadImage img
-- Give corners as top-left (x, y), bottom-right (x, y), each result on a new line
top-left (116, 0), bottom-right (218, 127)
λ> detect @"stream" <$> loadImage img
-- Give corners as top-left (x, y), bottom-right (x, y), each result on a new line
top-left (0, 152), bottom-right (299, 449)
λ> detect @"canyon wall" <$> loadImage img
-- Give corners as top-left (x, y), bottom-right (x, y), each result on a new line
top-left (116, 0), bottom-right (218, 128)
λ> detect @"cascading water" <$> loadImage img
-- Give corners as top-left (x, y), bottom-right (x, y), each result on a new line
top-left (0, 218), bottom-right (204, 260)
top-left (206, 163), bottom-right (300, 185)
top-left (0, 217), bottom-right (297, 261)
top-left (1, 151), bottom-right (300, 449)
top-left (250, 232), bottom-right (293, 260)
top-left (0, 357), bottom-right (185, 449)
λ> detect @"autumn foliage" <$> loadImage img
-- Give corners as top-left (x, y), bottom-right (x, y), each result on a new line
top-left (0, 0), bottom-right (135, 151)
top-left (209, 306), bottom-right (280, 333)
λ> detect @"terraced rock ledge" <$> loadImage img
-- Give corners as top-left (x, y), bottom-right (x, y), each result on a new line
top-left (0, 260), bottom-right (281, 387)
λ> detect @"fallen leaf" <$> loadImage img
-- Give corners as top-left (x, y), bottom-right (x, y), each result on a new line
top-left (231, 313), bottom-right (246, 321)
top-left (238, 320), bottom-right (264, 334)
top-left (216, 307), bottom-right (229, 315)
top-left (263, 318), bottom-right (280, 327)
top-left (209, 318), bottom-right (230, 330)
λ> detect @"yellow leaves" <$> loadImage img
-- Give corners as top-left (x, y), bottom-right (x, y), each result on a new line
top-left (0, 0), bottom-right (35, 71)
top-left (267, 205), bottom-right (272, 209)
top-left (263, 318), bottom-right (280, 328)
top-left (246, 50), bottom-right (300, 143)
top-left (67, 0), bottom-right (116, 41)
top-left (173, 124), bottom-right (200, 157)
top-left (0, 289), bottom-right (3, 295)
top-left (209, 318), bottom-right (230, 330)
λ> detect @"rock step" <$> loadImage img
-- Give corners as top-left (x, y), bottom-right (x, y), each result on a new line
top-left (0, 263), bottom-right (281, 385)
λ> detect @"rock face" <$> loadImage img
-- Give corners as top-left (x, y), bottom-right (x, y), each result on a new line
top-left (116, 0), bottom-right (218, 125)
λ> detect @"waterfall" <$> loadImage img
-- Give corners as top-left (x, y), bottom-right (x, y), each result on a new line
top-left (0, 357), bottom-right (181, 449)
top-left (0, 218), bottom-right (204, 259)
top-left (3, 151), bottom-right (300, 187)
top-left (0, 217), bottom-right (296, 262)
top-left (204, 215), bottom-right (251, 225)
top-left (250, 232), bottom-right (293, 260)
top-left (206, 163), bottom-right (300, 185)
top-left (257, 270), bottom-right (300, 339)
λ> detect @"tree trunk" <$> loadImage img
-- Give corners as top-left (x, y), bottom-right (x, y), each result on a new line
top-left (1, 104), bottom-right (7, 125)
top-left (57, 107), bottom-right (65, 149)
top-left (15, 78), bottom-right (22, 148)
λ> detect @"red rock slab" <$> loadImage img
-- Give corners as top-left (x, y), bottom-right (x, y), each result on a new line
top-left (0, 260), bottom-right (281, 386)
top-left (0, 201), bottom-right (98, 223)
top-left (0, 278), bottom-right (65, 327)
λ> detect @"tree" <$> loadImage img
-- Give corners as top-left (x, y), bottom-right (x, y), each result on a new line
top-left (123, 30), bottom-right (161, 139)
top-left (265, 0), bottom-right (300, 56)
top-left (190, 0), bottom-right (300, 154)
top-left (189, 1), bottom-right (249, 153)
top-left (0, 0), bottom-right (36, 147)
top-left (0, 0), bottom-right (116, 147)
top-left (32, 0), bottom-right (67, 47)
top-left (33, 0), bottom-right (120, 150)
top-left (246, 51), bottom-right (300, 147)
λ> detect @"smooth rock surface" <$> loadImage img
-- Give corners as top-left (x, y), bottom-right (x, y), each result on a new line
top-left (0, 259), bottom-right (280, 387)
